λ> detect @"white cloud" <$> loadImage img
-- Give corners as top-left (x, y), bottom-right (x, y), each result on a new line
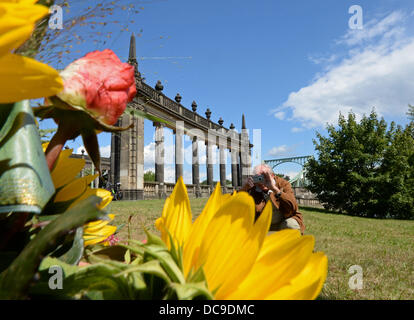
top-left (273, 111), bottom-right (286, 120)
top-left (268, 145), bottom-right (289, 157)
top-left (99, 145), bottom-right (111, 158)
top-left (308, 54), bottom-right (338, 65)
top-left (337, 11), bottom-right (405, 46)
top-left (291, 127), bottom-right (304, 133)
top-left (277, 11), bottom-right (414, 128)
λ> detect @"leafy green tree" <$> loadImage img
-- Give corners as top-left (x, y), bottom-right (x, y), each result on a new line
top-left (379, 122), bottom-right (414, 219)
top-left (305, 110), bottom-right (414, 219)
top-left (144, 170), bottom-right (155, 182)
top-left (407, 104), bottom-right (414, 121)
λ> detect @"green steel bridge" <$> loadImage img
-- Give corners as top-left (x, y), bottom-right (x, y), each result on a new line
top-left (264, 156), bottom-right (312, 187)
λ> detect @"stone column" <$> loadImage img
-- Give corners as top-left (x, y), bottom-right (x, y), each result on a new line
top-left (192, 136), bottom-right (199, 187)
top-left (119, 114), bottom-right (131, 191)
top-left (240, 129), bottom-right (252, 186)
top-left (219, 145), bottom-right (226, 189)
top-left (231, 149), bottom-right (238, 188)
top-left (206, 141), bottom-right (214, 186)
top-left (154, 122), bottom-right (164, 184)
top-left (80, 149), bottom-right (85, 178)
top-left (136, 116), bottom-right (145, 197)
top-left (175, 122), bottom-right (184, 182)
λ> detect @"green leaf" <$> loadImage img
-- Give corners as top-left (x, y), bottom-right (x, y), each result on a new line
top-left (0, 195), bottom-right (105, 299)
top-left (38, 257), bottom-right (80, 277)
top-left (167, 282), bottom-right (214, 300)
top-left (119, 240), bottom-right (185, 284)
top-left (124, 249), bottom-right (131, 264)
top-left (60, 263), bottom-right (129, 298)
top-left (142, 247), bottom-right (185, 284)
top-left (143, 228), bottom-right (167, 247)
top-left (84, 245), bottom-right (128, 262)
top-left (114, 260), bottom-right (170, 284)
top-left (186, 265), bottom-right (207, 284)
top-left (168, 232), bottom-right (184, 271)
top-left (55, 227), bottom-right (85, 265)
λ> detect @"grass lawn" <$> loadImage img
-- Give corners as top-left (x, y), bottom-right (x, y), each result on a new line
top-left (109, 198), bottom-right (414, 300)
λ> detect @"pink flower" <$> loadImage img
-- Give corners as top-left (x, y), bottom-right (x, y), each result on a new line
top-left (103, 234), bottom-right (120, 246)
top-left (57, 49), bottom-right (136, 125)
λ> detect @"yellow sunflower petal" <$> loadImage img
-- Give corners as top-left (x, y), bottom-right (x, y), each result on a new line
top-left (84, 225), bottom-right (116, 239)
top-left (84, 214), bottom-right (115, 232)
top-left (156, 176), bottom-right (192, 249)
top-left (70, 188), bottom-right (113, 210)
top-left (0, 1), bottom-right (39, 4)
top-left (183, 182), bottom-right (224, 276)
top-left (50, 149), bottom-right (85, 189)
top-left (195, 192), bottom-right (269, 298)
top-left (83, 225), bottom-right (116, 247)
top-left (265, 252), bottom-right (328, 300)
top-left (0, 53), bottom-right (63, 103)
top-left (0, 24), bottom-right (32, 58)
top-left (225, 230), bottom-right (316, 299)
top-left (54, 174), bottom-right (98, 202)
top-left (0, 2), bottom-right (48, 56)
top-left (214, 199), bottom-right (273, 299)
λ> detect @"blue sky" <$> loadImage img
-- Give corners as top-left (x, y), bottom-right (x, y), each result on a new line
top-left (40, 0), bottom-right (414, 183)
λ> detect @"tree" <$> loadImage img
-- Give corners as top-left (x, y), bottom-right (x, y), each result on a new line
top-left (144, 170), bottom-right (155, 182)
top-left (407, 104), bottom-right (414, 121)
top-left (305, 110), bottom-right (414, 219)
top-left (379, 122), bottom-right (414, 219)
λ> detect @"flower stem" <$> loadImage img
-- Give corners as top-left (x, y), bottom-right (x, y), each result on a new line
top-left (45, 122), bottom-right (73, 171)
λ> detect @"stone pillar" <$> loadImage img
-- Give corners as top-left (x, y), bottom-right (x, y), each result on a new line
top-left (240, 114), bottom-right (252, 186)
top-left (206, 141), bottom-right (214, 187)
top-left (231, 149), bottom-right (238, 188)
top-left (192, 136), bottom-right (200, 187)
top-left (175, 122), bottom-right (184, 182)
top-left (114, 113), bottom-right (145, 200)
top-left (154, 122), bottom-right (164, 184)
top-left (110, 121), bottom-right (120, 185)
top-left (219, 145), bottom-right (226, 189)
top-left (80, 149), bottom-right (85, 178)
top-left (240, 131), bottom-right (252, 186)
top-left (119, 114), bottom-right (131, 191)
top-left (136, 116), bottom-right (145, 194)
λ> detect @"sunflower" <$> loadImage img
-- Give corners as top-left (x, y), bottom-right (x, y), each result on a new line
top-left (0, 0), bottom-right (63, 103)
top-left (155, 177), bottom-right (328, 300)
top-left (42, 143), bottom-right (116, 247)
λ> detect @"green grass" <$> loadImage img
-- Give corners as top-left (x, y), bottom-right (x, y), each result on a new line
top-left (109, 198), bottom-right (414, 300)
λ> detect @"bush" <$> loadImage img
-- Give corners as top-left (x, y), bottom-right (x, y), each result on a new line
top-left (305, 110), bottom-right (414, 219)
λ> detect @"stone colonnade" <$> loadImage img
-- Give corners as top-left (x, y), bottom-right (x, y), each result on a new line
top-left (110, 33), bottom-right (253, 200)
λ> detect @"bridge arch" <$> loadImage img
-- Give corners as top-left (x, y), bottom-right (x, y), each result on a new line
top-left (264, 156), bottom-right (312, 188)
top-left (264, 156), bottom-right (312, 170)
